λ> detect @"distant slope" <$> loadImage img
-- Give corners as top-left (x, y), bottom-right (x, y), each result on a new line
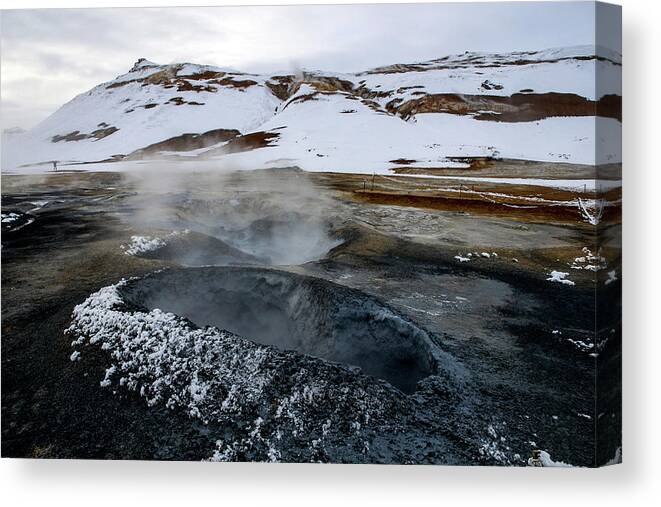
top-left (2, 59), bottom-right (281, 168)
top-left (1, 46), bottom-right (621, 174)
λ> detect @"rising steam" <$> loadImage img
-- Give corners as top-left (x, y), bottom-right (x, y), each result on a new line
top-left (120, 160), bottom-right (343, 266)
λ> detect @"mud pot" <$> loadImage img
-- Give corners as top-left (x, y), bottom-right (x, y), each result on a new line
top-left (120, 267), bottom-right (439, 394)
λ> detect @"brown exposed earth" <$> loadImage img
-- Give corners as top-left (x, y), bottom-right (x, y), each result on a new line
top-left (106, 64), bottom-right (261, 94)
top-left (390, 158), bottom-right (622, 180)
top-left (389, 92), bottom-right (621, 122)
top-left (127, 128), bottom-right (241, 158)
top-left (265, 75), bottom-right (296, 100)
top-left (350, 189), bottom-right (620, 227)
top-left (310, 163), bottom-right (621, 228)
top-left (203, 130), bottom-right (280, 156)
top-left (51, 126), bottom-right (119, 143)
top-left (167, 97), bottom-right (204, 106)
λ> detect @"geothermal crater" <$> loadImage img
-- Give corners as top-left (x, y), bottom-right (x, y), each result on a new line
top-left (119, 266), bottom-right (439, 393)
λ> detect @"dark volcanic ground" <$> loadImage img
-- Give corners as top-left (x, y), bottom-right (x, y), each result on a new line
top-left (1, 169), bottom-right (621, 465)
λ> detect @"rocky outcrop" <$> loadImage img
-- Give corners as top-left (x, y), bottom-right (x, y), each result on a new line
top-left (108, 64), bottom-right (259, 94)
top-left (51, 126), bottom-right (119, 143)
top-left (126, 128), bottom-right (240, 158)
top-left (203, 130), bottom-right (281, 156)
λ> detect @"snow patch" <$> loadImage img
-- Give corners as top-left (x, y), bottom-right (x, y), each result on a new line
top-left (570, 247), bottom-right (607, 272)
top-left (528, 450), bottom-right (574, 467)
top-left (605, 269), bottom-right (618, 285)
top-left (1, 212), bottom-right (21, 223)
top-left (577, 197), bottom-right (605, 226)
top-left (546, 271), bottom-right (575, 286)
top-left (121, 230), bottom-right (189, 256)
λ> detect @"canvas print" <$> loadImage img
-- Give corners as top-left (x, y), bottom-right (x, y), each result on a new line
top-left (0, 2), bottom-right (621, 466)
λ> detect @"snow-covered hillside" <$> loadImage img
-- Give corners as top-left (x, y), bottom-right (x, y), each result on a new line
top-left (1, 46), bottom-right (621, 174)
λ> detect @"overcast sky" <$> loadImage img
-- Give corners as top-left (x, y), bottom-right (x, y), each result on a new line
top-left (1, 2), bottom-right (613, 130)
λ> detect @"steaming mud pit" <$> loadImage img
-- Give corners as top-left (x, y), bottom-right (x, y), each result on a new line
top-left (120, 267), bottom-right (439, 394)
top-left (1, 168), bottom-right (621, 465)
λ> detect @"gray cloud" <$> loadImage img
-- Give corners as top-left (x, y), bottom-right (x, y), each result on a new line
top-left (1, 2), bottom-right (602, 130)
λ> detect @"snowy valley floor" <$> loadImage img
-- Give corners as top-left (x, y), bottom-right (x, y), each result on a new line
top-left (0, 167), bottom-right (621, 465)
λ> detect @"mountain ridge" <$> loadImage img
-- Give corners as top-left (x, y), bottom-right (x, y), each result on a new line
top-left (1, 46), bottom-right (622, 173)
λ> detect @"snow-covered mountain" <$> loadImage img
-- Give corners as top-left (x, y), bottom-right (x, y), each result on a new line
top-left (1, 46), bottom-right (621, 174)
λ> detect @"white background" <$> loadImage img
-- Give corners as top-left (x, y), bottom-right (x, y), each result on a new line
top-left (1, 0), bottom-right (659, 505)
